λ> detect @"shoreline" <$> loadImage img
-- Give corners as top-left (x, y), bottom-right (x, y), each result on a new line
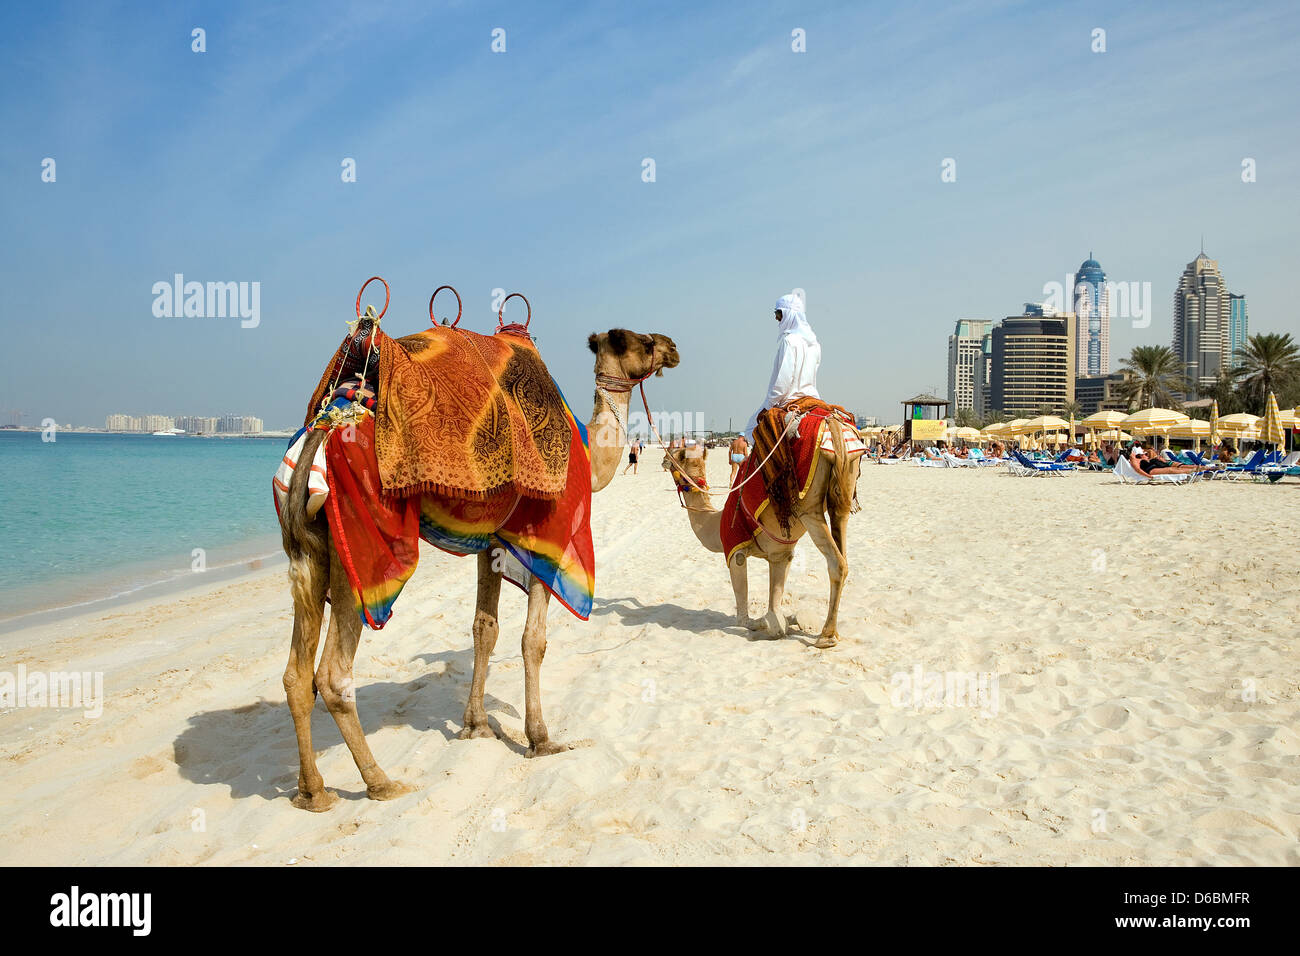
top-left (0, 542), bottom-right (286, 636)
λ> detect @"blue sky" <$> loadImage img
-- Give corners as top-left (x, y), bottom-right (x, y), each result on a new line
top-left (2, 0), bottom-right (1297, 430)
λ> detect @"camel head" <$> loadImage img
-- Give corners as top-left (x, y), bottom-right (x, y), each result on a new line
top-left (661, 446), bottom-right (708, 491)
top-left (588, 329), bottom-right (679, 382)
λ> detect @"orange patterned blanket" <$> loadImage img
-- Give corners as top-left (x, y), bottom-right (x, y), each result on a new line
top-left (306, 327), bottom-right (572, 501)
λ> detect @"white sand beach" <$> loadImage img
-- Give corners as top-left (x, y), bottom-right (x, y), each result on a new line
top-left (1, 457), bottom-right (1297, 866)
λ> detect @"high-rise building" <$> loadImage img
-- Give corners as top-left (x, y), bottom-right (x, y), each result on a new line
top-left (1228, 293), bottom-right (1249, 369)
top-left (1073, 254), bottom-right (1110, 376)
top-left (946, 319), bottom-right (992, 413)
top-left (1074, 372), bottom-right (1131, 416)
top-left (1173, 250), bottom-right (1231, 391)
top-left (989, 311), bottom-right (1076, 414)
top-left (972, 329), bottom-right (993, 416)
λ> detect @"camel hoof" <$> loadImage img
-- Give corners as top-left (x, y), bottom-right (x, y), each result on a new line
top-left (740, 617), bottom-right (763, 631)
top-left (367, 779), bottom-right (415, 801)
top-left (814, 633), bottom-right (839, 649)
top-left (526, 739), bottom-right (572, 758)
top-left (458, 723), bottom-right (497, 740)
top-left (763, 611), bottom-right (787, 638)
top-left (291, 789), bottom-right (338, 813)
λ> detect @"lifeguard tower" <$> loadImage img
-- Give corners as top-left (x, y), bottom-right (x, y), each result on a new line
top-left (901, 393), bottom-right (949, 444)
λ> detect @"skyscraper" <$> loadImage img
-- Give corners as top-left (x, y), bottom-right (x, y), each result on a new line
top-left (1228, 294), bottom-right (1249, 369)
top-left (1073, 254), bottom-right (1110, 376)
top-left (989, 311), bottom-right (1076, 414)
top-left (1172, 250), bottom-right (1231, 391)
top-left (947, 318), bottom-right (992, 413)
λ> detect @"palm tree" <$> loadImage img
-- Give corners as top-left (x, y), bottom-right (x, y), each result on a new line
top-left (1197, 367), bottom-right (1245, 417)
top-left (1233, 332), bottom-right (1300, 414)
top-left (1117, 345), bottom-right (1186, 409)
top-left (953, 408), bottom-right (982, 429)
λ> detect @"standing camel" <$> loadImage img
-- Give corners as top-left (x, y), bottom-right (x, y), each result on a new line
top-left (661, 433), bottom-right (859, 649)
top-left (278, 327), bottom-right (678, 811)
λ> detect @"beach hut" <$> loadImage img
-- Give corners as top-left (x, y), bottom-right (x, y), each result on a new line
top-left (900, 393), bottom-right (949, 446)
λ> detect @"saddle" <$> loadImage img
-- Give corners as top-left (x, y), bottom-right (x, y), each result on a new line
top-left (306, 325), bottom-right (572, 501)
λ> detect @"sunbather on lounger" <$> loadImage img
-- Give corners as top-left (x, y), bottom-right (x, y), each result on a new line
top-left (1130, 445), bottom-right (1212, 476)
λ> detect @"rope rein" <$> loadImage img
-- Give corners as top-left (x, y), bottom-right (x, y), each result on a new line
top-left (641, 382), bottom-right (798, 502)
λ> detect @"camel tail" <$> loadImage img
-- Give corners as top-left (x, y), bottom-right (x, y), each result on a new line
top-left (826, 416), bottom-right (857, 519)
top-left (280, 429), bottom-right (330, 623)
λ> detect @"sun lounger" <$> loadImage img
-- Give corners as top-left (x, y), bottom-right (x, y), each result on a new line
top-left (1007, 450), bottom-right (1072, 477)
top-left (1113, 454), bottom-right (1198, 485)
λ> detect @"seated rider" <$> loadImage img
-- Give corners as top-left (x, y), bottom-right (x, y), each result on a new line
top-left (742, 290), bottom-right (821, 442)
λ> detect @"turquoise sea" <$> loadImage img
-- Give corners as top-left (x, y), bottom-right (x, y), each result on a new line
top-left (0, 430), bottom-right (288, 624)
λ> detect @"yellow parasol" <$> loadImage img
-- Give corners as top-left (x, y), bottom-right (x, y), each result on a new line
top-left (1079, 409), bottom-right (1127, 445)
top-left (1123, 407), bottom-right (1188, 447)
top-left (1169, 418), bottom-right (1210, 451)
top-left (1262, 392), bottom-right (1285, 448)
top-left (1217, 413), bottom-right (1260, 438)
top-left (1208, 399), bottom-right (1219, 448)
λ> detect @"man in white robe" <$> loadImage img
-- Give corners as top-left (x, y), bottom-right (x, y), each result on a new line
top-left (742, 291), bottom-right (820, 441)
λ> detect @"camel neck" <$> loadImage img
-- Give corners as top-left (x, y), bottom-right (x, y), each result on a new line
top-left (589, 386), bottom-right (631, 492)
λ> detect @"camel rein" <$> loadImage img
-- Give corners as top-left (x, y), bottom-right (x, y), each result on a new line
top-left (630, 379), bottom-right (798, 505)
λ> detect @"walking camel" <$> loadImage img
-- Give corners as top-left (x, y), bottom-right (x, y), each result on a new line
top-left (279, 325), bottom-right (678, 811)
top-left (661, 428), bottom-right (859, 649)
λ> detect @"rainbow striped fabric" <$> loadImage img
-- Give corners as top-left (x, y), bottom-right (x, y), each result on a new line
top-left (418, 386), bottom-right (594, 619)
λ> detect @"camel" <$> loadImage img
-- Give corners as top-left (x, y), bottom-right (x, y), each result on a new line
top-left (278, 327), bottom-right (678, 811)
top-left (661, 426), bottom-right (860, 649)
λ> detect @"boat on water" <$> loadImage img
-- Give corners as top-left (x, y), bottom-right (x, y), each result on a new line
top-left (152, 429), bottom-right (185, 436)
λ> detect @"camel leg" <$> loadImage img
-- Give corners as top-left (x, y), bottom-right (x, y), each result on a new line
top-left (284, 554), bottom-right (335, 812)
top-left (800, 514), bottom-right (848, 649)
top-left (315, 548), bottom-right (413, 801)
top-left (521, 574), bottom-right (570, 757)
top-left (729, 550), bottom-right (762, 630)
top-left (762, 550), bottom-right (794, 638)
top-left (460, 550), bottom-right (502, 740)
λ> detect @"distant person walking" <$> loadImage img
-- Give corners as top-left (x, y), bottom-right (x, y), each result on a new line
top-left (728, 434), bottom-right (749, 487)
top-left (623, 438), bottom-right (642, 475)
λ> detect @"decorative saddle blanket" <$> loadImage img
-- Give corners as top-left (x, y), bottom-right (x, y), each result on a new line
top-left (306, 326), bottom-right (572, 502)
top-left (282, 356), bottom-right (594, 629)
top-left (720, 398), bottom-right (863, 563)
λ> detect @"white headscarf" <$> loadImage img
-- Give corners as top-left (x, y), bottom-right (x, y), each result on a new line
top-left (775, 292), bottom-right (817, 346)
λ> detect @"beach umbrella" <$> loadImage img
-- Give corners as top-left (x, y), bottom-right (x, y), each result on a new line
top-left (1262, 392), bottom-right (1285, 450)
top-left (1123, 407), bottom-right (1188, 448)
top-left (1217, 413), bottom-right (1260, 439)
top-left (1208, 399), bottom-right (1219, 449)
top-left (1080, 410), bottom-right (1127, 430)
top-left (954, 426), bottom-right (981, 441)
top-left (1021, 415), bottom-right (1069, 434)
top-left (1079, 409), bottom-right (1127, 446)
top-left (1169, 418), bottom-right (1210, 451)
top-left (981, 422), bottom-right (1008, 435)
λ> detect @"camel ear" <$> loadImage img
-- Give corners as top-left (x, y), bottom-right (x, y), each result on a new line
top-left (607, 329), bottom-right (629, 355)
top-left (587, 333), bottom-right (600, 355)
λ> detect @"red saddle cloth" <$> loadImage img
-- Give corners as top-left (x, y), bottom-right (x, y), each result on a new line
top-left (719, 401), bottom-right (854, 562)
